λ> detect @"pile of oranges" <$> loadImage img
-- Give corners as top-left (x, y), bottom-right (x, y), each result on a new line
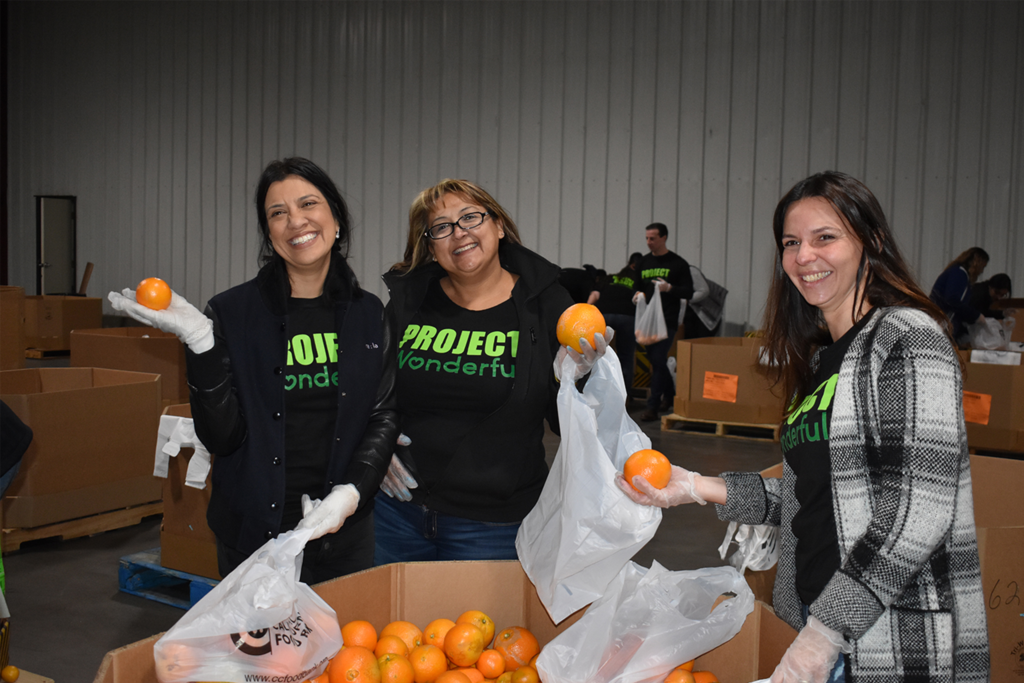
top-left (315, 611), bottom-right (542, 683)
top-left (663, 660), bottom-right (718, 683)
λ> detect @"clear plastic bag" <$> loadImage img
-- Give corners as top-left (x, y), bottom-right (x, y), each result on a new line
top-left (536, 562), bottom-right (755, 683)
top-left (634, 288), bottom-right (668, 346)
top-left (516, 353), bottom-right (662, 623)
top-left (967, 317), bottom-right (1008, 350)
top-left (717, 522), bottom-right (780, 574)
top-left (153, 528), bottom-right (342, 683)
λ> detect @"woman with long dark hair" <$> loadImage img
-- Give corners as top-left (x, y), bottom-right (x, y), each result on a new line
top-left (619, 171), bottom-right (988, 683)
top-left (110, 157), bottom-right (398, 582)
top-left (930, 246), bottom-right (990, 345)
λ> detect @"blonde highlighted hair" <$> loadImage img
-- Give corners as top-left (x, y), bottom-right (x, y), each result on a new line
top-left (393, 179), bottom-right (522, 273)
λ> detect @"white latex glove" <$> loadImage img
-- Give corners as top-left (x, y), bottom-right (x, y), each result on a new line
top-left (297, 483), bottom-right (360, 540)
top-left (615, 464), bottom-right (706, 507)
top-left (632, 291), bottom-right (646, 305)
top-left (108, 288), bottom-right (214, 354)
top-left (380, 434), bottom-right (418, 501)
top-left (553, 327), bottom-right (614, 381)
top-left (769, 615), bottom-right (849, 683)
top-left (655, 278), bottom-right (672, 293)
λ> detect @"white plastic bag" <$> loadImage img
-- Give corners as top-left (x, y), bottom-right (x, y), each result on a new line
top-left (717, 522), bottom-right (780, 574)
top-left (967, 317), bottom-right (1008, 350)
top-left (153, 414), bottom-right (212, 489)
top-left (634, 288), bottom-right (668, 346)
top-left (153, 528), bottom-right (342, 683)
top-left (537, 562), bottom-right (755, 683)
top-left (516, 353), bottom-right (662, 623)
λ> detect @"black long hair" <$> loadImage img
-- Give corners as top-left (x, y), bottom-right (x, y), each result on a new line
top-left (760, 171), bottom-right (953, 408)
top-left (254, 157), bottom-right (353, 267)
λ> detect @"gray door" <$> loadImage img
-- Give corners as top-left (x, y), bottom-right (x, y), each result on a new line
top-left (36, 196), bottom-right (76, 294)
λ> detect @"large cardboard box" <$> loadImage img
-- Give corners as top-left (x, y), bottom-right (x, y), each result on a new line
top-left (71, 327), bottom-right (188, 405)
top-left (0, 368), bottom-right (163, 528)
top-left (158, 403), bottom-right (220, 580)
top-left (92, 561), bottom-right (797, 683)
top-left (674, 337), bottom-right (785, 425)
top-left (0, 286), bottom-right (26, 370)
top-left (958, 350), bottom-right (1024, 452)
top-left (970, 455), bottom-right (1024, 683)
top-left (24, 295), bottom-right (103, 351)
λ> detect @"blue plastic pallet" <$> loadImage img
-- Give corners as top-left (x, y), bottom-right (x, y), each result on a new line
top-left (119, 548), bottom-right (219, 609)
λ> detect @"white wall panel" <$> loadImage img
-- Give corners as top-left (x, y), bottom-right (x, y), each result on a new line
top-left (6, 0), bottom-right (1023, 334)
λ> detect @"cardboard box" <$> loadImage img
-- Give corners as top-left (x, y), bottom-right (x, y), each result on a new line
top-left (969, 455), bottom-right (1024, 683)
top-left (71, 327), bottom-right (188, 404)
top-left (92, 561), bottom-right (797, 683)
top-left (0, 286), bottom-right (26, 370)
top-left (674, 337), bottom-right (785, 425)
top-left (958, 351), bottom-right (1024, 452)
top-left (24, 295), bottom-right (103, 351)
top-left (0, 368), bottom-right (163, 528)
top-left (158, 403), bottom-right (220, 580)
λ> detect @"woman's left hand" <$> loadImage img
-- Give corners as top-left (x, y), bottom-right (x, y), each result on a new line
top-left (297, 484), bottom-right (360, 540)
top-left (554, 326), bottom-right (614, 381)
top-left (769, 615), bottom-right (849, 683)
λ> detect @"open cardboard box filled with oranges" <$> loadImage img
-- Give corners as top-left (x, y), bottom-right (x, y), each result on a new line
top-left (93, 560), bottom-right (796, 683)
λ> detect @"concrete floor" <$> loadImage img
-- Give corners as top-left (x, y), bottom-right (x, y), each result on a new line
top-left (3, 394), bottom-right (781, 683)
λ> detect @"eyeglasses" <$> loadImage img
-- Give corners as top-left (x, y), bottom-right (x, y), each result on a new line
top-left (424, 211), bottom-right (491, 240)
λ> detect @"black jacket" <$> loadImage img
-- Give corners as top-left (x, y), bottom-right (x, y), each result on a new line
top-left (382, 241), bottom-right (574, 522)
top-left (186, 252), bottom-right (399, 554)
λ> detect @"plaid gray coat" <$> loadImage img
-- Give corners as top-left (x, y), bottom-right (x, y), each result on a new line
top-left (717, 307), bottom-right (989, 682)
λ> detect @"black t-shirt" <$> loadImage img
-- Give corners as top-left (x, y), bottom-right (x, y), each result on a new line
top-left (595, 266), bottom-right (638, 317)
top-left (636, 251), bottom-right (693, 329)
top-left (397, 280), bottom-right (519, 500)
top-left (782, 308), bottom-right (875, 605)
top-left (282, 296), bottom-right (338, 530)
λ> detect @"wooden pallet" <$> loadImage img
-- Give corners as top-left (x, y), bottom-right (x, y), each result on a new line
top-left (119, 548), bottom-right (218, 609)
top-left (1, 501), bottom-right (163, 552)
top-left (661, 413), bottom-right (781, 441)
top-left (24, 348), bottom-right (70, 359)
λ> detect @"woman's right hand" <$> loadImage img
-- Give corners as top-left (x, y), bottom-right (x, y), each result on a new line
top-left (615, 465), bottom-right (708, 508)
top-left (380, 434), bottom-right (418, 501)
top-left (108, 288), bottom-right (214, 354)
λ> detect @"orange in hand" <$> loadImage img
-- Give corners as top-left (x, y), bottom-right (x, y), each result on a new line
top-left (444, 623), bottom-right (486, 667)
top-left (492, 627), bottom-right (540, 672)
top-left (556, 303), bottom-right (606, 353)
top-left (135, 277), bottom-right (172, 310)
top-left (329, 646), bottom-right (382, 683)
top-left (623, 449), bottom-right (671, 492)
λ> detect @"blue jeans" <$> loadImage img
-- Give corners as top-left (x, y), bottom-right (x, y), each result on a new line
top-left (373, 493), bottom-right (521, 564)
top-left (603, 313), bottom-right (636, 393)
top-left (644, 326), bottom-right (678, 410)
top-left (800, 604), bottom-right (846, 683)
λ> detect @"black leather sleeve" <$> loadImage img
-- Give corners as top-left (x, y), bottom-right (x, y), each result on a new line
top-left (341, 302), bottom-right (401, 506)
top-left (184, 305), bottom-right (248, 457)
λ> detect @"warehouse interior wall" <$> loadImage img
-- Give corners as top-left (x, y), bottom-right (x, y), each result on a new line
top-left (5, 0), bottom-right (1022, 333)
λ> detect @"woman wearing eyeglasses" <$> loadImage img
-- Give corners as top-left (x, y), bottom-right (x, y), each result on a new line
top-left (374, 179), bottom-right (609, 563)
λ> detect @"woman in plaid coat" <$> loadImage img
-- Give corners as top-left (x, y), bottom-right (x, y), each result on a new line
top-left (619, 172), bottom-right (988, 683)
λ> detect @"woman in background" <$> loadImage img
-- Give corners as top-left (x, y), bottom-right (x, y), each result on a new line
top-left (619, 171), bottom-right (988, 683)
top-left (930, 246), bottom-right (989, 345)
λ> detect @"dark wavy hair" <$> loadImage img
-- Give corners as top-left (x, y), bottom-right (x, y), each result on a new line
top-left (760, 171), bottom-right (954, 409)
top-left (254, 157), bottom-right (353, 267)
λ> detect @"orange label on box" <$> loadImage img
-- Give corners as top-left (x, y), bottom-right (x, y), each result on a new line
top-left (703, 371), bottom-right (739, 403)
top-left (963, 391), bottom-right (992, 425)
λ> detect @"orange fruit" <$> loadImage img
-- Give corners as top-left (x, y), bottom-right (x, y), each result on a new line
top-left (329, 646), bottom-right (382, 683)
top-left (495, 674), bottom-right (513, 683)
top-left (136, 277), bottom-right (172, 310)
top-left (435, 673), bottom-right (471, 683)
top-left (691, 672), bottom-right (718, 683)
top-left (675, 661), bottom-right (695, 673)
top-left (476, 650), bottom-right (505, 679)
top-left (444, 623), bottom-right (486, 667)
top-left (379, 654), bottom-right (416, 683)
top-left (510, 667), bottom-right (539, 683)
top-left (665, 670), bottom-right (695, 683)
top-left (343, 620), bottom-right (379, 651)
top-left (623, 449), bottom-right (671, 492)
top-left (493, 627), bottom-right (540, 672)
top-left (453, 669), bottom-right (484, 683)
top-left (528, 655), bottom-right (539, 669)
top-left (409, 644), bottom-right (449, 683)
top-left (456, 610), bottom-right (495, 647)
top-left (376, 635), bottom-right (411, 658)
top-left (423, 618), bottom-right (457, 649)
top-left (382, 621), bottom-right (424, 653)
top-left (0, 667), bottom-right (18, 683)
top-left (556, 303), bottom-right (606, 353)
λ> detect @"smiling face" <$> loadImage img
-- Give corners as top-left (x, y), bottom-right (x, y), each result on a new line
top-left (781, 197), bottom-right (868, 338)
top-left (427, 192), bottom-right (505, 280)
top-left (264, 175), bottom-right (338, 276)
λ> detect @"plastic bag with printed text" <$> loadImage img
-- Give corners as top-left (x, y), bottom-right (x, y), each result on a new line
top-left (153, 528), bottom-right (342, 683)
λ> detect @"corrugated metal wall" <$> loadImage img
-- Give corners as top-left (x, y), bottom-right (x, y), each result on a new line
top-left (7, 0), bottom-right (1023, 332)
